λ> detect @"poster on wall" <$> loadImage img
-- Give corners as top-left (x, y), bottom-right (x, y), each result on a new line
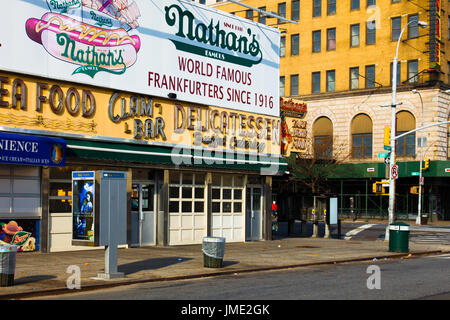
top-left (0, 0), bottom-right (280, 117)
top-left (0, 220), bottom-right (38, 252)
top-left (72, 171), bottom-right (95, 244)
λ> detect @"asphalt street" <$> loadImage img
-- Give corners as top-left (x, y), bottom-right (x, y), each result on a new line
top-left (28, 253), bottom-right (450, 300)
top-left (276, 221), bottom-right (450, 244)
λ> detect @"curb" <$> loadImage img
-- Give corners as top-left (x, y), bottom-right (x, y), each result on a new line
top-left (1, 250), bottom-right (445, 300)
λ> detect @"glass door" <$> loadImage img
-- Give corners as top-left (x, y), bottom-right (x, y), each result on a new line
top-left (246, 187), bottom-right (262, 241)
top-left (131, 183), bottom-right (156, 246)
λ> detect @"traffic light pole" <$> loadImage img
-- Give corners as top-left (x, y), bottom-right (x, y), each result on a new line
top-left (412, 89), bottom-right (423, 226)
top-left (386, 19), bottom-right (427, 241)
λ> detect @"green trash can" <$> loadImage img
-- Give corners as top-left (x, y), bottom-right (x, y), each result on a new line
top-left (388, 222), bottom-right (410, 253)
top-left (0, 244), bottom-right (18, 287)
top-left (202, 237), bottom-right (225, 268)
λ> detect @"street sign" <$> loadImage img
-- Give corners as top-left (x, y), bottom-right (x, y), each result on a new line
top-left (378, 152), bottom-right (390, 158)
top-left (420, 177), bottom-right (424, 185)
top-left (391, 165), bottom-right (399, 179)
top-left (411, 172), bottom-right (420, 176)
top-left (384, 145), bottom-right (392, 151)
top-left (367, 168), bottom-right (375, 172)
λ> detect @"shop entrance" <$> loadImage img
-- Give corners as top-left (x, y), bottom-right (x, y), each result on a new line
top-left (131, 183), bottom-right (156, 246)
top-left (246, 186), bottom-right (262, 241)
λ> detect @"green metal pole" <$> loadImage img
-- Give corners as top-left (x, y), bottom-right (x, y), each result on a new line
top-left (406, 192), bottom-right (408, 219)
top-left (365, 180), bottom-right (368, 218)
top-left (340, 180), bottom-right (344, 216)
top-left (380, 194), bottom-right (382, 217)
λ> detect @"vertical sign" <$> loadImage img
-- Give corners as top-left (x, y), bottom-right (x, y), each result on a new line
top-left (72, 171), bottom-right (95, 245)
top-left (429, 0), bottom-right (441, 70)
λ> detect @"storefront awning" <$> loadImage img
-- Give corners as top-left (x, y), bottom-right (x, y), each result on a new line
top-left (0, 132), bottom-right (66, 167)
top-left (66, 139), bottom-right (287, 174)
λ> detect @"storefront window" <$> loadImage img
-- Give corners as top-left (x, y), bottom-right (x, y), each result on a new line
top-left (182, 173), bottom-right (193, 185)
top-left (195, 188), bottom-right (204, 199)
top-left (169, 187), bottom-right (179, 198)
top-left (169, 172), bottom-right (206, 214)
top-left (49, 182), bottom-right (72, 213)
top-left (248, 176), bottom-right (262, 185)
top-left (195, 173), bottom-right (206, 185)
top-left (234, 176), bottom-right (244, 187)
top-left (132, 169), bottom-right (155, 181)
top-left (223, 189), bottom-right (232, 199)
top-left (222, 174), bottom-right (233, 186)
top-left (169, 171), bottom-right (180, 184)
top-left (49, 165), bottom-right (119, 214)
top-left (211, 174), bottom-right (244, 215)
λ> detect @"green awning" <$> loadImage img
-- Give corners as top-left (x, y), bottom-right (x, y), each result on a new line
top-left (66, 138), bottom-right (287, 173)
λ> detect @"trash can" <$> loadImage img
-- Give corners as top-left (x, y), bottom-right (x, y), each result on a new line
top-left (202, 237), bottom-right (225, 268)
top-left (0, 244), bottom-right (18, 287)
top-left (421, 215), bottom-right (428, 225)
top-left (388, 222), bottom-right (410, 253)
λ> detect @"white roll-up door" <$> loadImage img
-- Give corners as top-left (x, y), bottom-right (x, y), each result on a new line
top-left (168, 172), bottom-right (206, 245)
top-left (211, 174), bottom-right (245, 242)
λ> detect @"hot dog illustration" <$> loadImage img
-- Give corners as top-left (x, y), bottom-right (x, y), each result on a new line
top-left (25, 11), bottom-right (141, 76)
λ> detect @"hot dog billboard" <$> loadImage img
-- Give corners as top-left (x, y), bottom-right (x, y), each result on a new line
top-left (0, 0), bottom-right (280, 117)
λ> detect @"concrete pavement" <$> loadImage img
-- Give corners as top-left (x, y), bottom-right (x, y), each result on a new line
top-left (1, 233), bottom-right (449, 299)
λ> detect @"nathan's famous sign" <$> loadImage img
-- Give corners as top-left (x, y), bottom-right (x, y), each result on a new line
top-left (0, 0), bottom-right (280, 117)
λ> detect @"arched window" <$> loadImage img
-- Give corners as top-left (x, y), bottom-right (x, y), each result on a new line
top-left (313, 117), bottom-right (333, 158)
top-left (396, 111), bottom-right (416, 157)
top-left (351, 114), bottom-right (373, 158)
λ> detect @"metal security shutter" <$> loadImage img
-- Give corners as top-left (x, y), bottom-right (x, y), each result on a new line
top-left (0, 166), bottom-right (41, 218)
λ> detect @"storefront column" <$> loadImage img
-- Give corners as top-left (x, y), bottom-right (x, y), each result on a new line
top-left (206, 172), bottom-right (212, 237)
top-left (263, 176), bottom-right (273, 241)
top-left (40, 167), bottom-right (50, 253)
top-left (126, 168), bottom-right (132, 248)
top-left (157, 170), bottom-right (169, 246)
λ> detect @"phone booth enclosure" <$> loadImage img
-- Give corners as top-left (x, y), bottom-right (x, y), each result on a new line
top-left (98, 171), bottom-right (127, 247)
top-left (72, 171), bottom-right (96, 246)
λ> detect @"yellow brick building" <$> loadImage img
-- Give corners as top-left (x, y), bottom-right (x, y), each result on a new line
top-left (204, 0), bottom-right (448, 96)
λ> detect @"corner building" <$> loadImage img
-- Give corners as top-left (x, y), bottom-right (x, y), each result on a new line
top-left (0, 1), bottom-right (284, 252)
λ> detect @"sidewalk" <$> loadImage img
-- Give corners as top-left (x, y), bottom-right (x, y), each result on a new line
top-left (1, 236), bottom-right (449, 299)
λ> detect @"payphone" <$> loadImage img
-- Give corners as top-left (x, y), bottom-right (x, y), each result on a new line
top-left (72, 171), bottom-right (128, 279)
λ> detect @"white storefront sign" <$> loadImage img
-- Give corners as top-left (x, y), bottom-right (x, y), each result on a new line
top-left (0, 0), bottom-right (280, 116)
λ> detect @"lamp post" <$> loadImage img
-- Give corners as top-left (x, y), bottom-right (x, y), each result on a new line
top-left (412, 89), bottom-right (423, 225)
top-left (386, 19), bottom-right (427, 240)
